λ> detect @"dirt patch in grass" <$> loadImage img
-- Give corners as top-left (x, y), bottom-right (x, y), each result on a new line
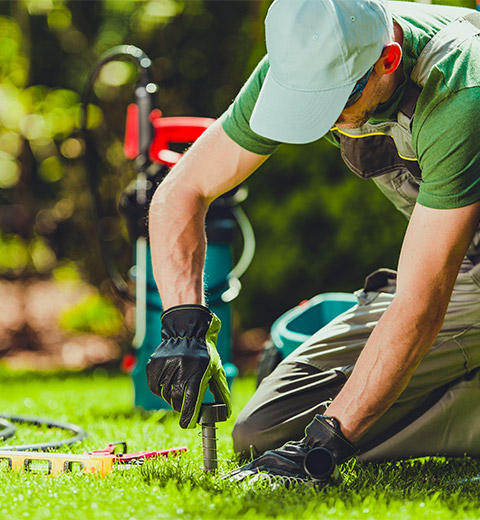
top-left (0, 278), bottom-right (124, 370)
top-left (0, 277), bottom-right (268, 374)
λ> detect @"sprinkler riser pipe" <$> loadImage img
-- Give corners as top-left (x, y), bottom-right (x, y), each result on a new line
top-left (198, 404), bottom-right (227, 473)
top-left (201, 423), bottom-right (217, 473)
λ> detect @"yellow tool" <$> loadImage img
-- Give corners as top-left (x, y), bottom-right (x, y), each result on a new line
top-left (0, 451), bottom-right (114, 477)
top-left (0, 443), bottom-right (187, 477)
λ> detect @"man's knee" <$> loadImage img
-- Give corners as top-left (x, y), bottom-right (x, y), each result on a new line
top-left (232, 409), bottom-right (265, 459)
top-left (232, 403), bottom-right (307, 459)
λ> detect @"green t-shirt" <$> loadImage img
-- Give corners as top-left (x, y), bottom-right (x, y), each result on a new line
top-left (220, 1), bottom-right (480, 210)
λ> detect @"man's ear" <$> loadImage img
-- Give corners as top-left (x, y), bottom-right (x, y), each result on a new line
top-left (379, 42), bottom-right (402, 75)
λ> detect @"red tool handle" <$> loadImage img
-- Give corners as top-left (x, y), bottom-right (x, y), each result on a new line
top-left (115, 446), bottom-right (187, 462)
top-left (91, 441), bottom-right (127, 456)
top-left (124, 104), bottom-right (214, 167)
top-left (90, 443), bottom-right (187, 462)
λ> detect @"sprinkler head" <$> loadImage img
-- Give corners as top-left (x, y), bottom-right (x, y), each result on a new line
top-left (198, 403), bottom-right (228, 425)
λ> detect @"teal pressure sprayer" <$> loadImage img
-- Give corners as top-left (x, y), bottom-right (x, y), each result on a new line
top-left (82, 46), bottom-right (254, 411)
top-left (121, 108), bottom-right (251, 410)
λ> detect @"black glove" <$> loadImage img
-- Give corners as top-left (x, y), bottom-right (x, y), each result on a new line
top-left (146, 304), bottom-right (232, 429)
top-left (228, 415), bottom-right (357, 486)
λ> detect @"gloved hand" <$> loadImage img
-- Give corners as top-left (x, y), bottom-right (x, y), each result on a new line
top-left (146, 304), bottom-right (232, 429)
top-left (228, 415), bottom-right (357, 486)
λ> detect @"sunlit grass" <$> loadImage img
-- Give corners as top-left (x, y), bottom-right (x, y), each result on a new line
top-left (0, 367), bottom-right (479, 519)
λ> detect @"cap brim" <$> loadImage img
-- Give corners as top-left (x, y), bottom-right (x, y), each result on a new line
top-left (250, 69), bottom-right (355, 144)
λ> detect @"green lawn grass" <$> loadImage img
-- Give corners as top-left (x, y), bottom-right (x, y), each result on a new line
top-left (0, 366), bottom-right (479, 519)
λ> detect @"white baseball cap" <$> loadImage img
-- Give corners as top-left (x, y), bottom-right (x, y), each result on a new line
top-left (250, 0), bottom-right (393, 144)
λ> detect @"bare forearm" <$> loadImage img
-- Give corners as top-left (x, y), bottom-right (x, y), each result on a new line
top-left (326, 202), bottom-right (480, 442)
top-left (147, 121), bottom-right (269, 311)
top-left (325, 296), bottom-right (445, 442)
top-left (149, 178), bottom-right (208, 309)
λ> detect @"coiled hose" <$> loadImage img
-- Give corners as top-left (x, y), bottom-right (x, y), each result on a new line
top-left (0, 414), bottom-right (87, 451)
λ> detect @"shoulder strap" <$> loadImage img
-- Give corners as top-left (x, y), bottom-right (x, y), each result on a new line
top-left (398, 81), bottom-right (421, 127)
top-left (412, 12), bottom-right (480, 86)
top-left (464, 11), bottom-right (480, 31)
top-left (398, 11), bottom-right (480, 129)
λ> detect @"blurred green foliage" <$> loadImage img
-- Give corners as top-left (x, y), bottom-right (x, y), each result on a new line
top-left (59, 292), bottom-right (124, 336)
top-left (0, 0), bottom-right (477, 333)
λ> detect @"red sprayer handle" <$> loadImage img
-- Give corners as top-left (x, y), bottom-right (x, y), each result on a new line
top-left (124, 104), bottom-right (214, 167)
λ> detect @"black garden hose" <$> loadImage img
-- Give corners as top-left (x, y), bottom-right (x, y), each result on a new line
top-left (0, 414), bottom-right (87, 451)
top-left (0, 417), bottom-right (16, 442)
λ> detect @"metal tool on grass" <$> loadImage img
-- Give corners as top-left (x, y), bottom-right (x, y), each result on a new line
top-left (198, 403), bottom-right (227, 473)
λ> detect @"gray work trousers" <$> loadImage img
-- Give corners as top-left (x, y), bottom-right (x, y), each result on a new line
top-left (233, 259), bottom-right (480, 461)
